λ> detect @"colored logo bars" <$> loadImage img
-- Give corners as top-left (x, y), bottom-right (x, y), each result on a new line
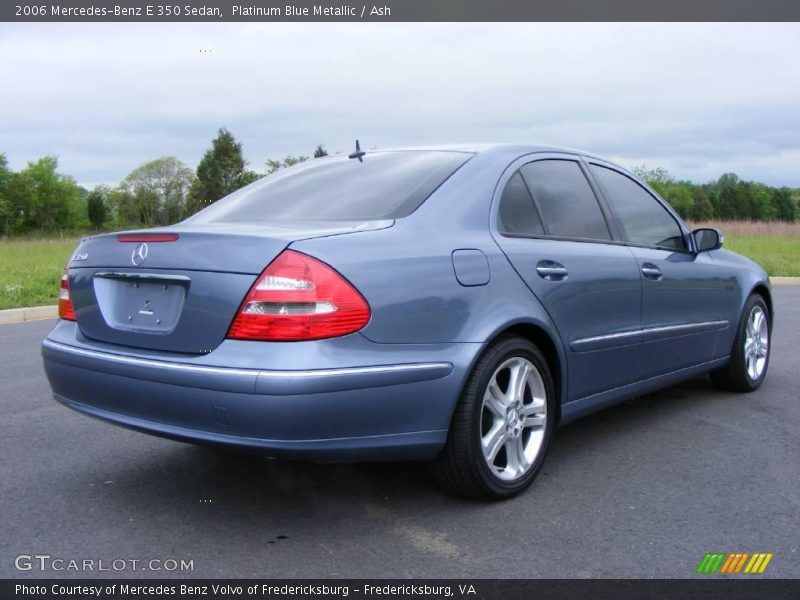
top-left (697, 552), bottom-right (774, 574)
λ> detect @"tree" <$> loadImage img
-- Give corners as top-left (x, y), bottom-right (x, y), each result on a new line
top-left (771, 188), bottom-right (797, 222)
top-left (662, 183), bottom-right (694, 219)
top-left (632, 165), bottom-right (674, 188)
top-left (188, 128), bottom-right (251, 213)
top-left (690, 187), bottom-right (714, 221)
top-left (313, 144), bottom-right (328, 158)
top-left (0, 154), bottom-right (12, 236)
top-left (107, 187), bottom-right (137, 228)
top-left (751, 184), bottom-right (777, 221)
top-left (265, 155), bottom-right (309, 175)
top-left (733, 182), bottom-right (754, 219)
top-left (8, 156), bottom-right (83, 233)
top-left (86, 185), bottom-right (109, 230)
top-left (715, 176), bottom-right (738, 220)
top-left (119, 157), bottom-right (193, 226)
top-left (238, 169), bottom-right (264, 187)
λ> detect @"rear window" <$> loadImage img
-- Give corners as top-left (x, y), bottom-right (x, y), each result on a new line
top-left (498, 172), bottom-right (544, 236)
top-left (187, 151), bottom-right (472, 223)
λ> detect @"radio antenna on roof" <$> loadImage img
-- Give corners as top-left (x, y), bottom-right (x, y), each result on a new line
top-left (348, 139), bottom-right (367, 162)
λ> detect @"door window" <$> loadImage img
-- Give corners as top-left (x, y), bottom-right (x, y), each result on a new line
top-left (590, 165), bottom-right (687, 251)
top-left (520, 160), bottom-right (611, 240)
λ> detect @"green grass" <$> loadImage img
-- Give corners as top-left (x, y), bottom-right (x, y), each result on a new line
top-left (723, 235), bottom-right (800, 277)
top-left (0, 233), bottom-right (797, 311)
top-left (0, 238), bottom-right (79, 309)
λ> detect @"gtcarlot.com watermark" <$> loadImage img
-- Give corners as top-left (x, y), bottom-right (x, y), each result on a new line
top-left (14, 554), bottom-right (194, 572)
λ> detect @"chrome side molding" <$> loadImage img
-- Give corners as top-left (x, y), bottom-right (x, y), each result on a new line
top-left (571, 320), bottom-right (729, 353)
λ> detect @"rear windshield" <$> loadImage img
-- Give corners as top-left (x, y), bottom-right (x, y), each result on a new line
top-left (186, 151), bottom-right (472, 223)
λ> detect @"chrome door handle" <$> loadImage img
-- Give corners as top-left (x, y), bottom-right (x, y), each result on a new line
top-left (536, 261), bottom-right (568, 281)
top-left (641, 263), bottom-right (662, 280)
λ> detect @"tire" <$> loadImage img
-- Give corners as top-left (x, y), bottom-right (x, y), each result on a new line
top-left (432, 335), bottom-right (555, 500)
top-left (710, 294), bottom-right (771, 392)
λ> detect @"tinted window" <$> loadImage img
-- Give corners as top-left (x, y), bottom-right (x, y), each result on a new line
top-left (520, 160), bottom-right (610, 240)
top-left (590, 165), bottom-right (687, 250)
top-left (187, 151), bottom-right (472, 223)
top-left (498, 172), bottom-right (544, 235)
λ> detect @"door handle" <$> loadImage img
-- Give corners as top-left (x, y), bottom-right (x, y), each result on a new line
top-left (641, 263), bottom-right (662, 280)
top-left (536, 261), bottom-right (568, 281)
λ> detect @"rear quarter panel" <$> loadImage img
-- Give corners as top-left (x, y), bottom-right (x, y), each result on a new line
top-left (290, 148), bottom-right (570, 403)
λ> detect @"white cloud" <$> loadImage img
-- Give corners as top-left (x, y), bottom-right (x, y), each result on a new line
top-left (0, 22), bottom-right (798, 186)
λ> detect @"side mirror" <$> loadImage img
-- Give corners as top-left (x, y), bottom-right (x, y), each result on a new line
top-left (692, 228), bottom-right (723, 253)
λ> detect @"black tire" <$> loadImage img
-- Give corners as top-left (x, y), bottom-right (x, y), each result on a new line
top-left (710, 294), bottom-right (771, 392)
top-left (432, 335), bottom-right (555, 500)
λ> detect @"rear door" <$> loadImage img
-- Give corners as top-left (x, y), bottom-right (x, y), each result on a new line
top-left (587, 161), bottom-right (731, 377)
top-left (493, 156), bottom-right (643, 401)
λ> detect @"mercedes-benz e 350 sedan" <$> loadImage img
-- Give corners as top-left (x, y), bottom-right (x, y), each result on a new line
top-left (43, 145), bottom-right (772, 499)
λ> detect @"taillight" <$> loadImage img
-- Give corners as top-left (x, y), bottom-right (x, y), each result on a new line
top-left (58, 266), bottom-right (76, 321)
top-left (227, 250), bottom-right (370, 341)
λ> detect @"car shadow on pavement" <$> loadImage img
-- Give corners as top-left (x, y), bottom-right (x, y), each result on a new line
top-left (73, 375), bottom-right (729, 521)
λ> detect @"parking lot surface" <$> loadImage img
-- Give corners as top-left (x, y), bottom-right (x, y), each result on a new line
top-left (2, 287), bottom-right (798, 578)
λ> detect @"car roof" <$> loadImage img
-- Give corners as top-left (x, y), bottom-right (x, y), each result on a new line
top-left (373, 143), bottom-right (605, 160)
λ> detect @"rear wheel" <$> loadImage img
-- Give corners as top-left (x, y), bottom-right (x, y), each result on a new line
top-left (711, 294), bottom-right (770, 392)
top-left (432, 336), bottom-right (555, 499)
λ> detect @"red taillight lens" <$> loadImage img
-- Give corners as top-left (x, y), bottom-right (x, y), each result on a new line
top-left (58, 267), bottom-right (76, 321)
top-left (227, 250), bottom-right (370, 341)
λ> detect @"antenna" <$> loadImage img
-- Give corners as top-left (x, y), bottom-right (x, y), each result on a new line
top-left (348, 139), bottom-right (366, 162)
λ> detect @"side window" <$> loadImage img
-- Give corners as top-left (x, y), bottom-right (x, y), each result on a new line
top-left (520, 160), bottom-right (611, 240)
top-left (590, 165), bottom-right (687, 251)
top-left (497, 172), bottom-right (544, 236)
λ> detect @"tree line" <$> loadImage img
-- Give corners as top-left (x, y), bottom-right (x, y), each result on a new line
top-left (631, 166), bottom-right (798, 223)
top-left (0, 130), bottom-right (797, 236)
top-left (0, 129), bottom-right (328, 235)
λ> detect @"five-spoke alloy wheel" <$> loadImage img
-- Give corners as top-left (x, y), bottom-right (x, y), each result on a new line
top-left (480, 357), bottom-right (548, 482)
top-left (433, 336), bottom-right (554, 499)
top-left (743, 305), bottom-right (769, 381)
top-left (712, 293), bottom-right (771, 392)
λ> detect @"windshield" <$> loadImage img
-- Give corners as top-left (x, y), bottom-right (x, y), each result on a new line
top-left (186, 150), bottom-right (473, 223)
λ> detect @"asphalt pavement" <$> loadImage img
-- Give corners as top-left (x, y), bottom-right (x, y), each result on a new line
top-left (2, 287), bottom-right (798, 579)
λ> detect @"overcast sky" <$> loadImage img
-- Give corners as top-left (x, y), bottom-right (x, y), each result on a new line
top-left (1, 23), bottom-right (798, 187)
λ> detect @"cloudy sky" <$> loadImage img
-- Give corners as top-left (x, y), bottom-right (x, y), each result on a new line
top-left (1, 23), bottom-right (798, 187)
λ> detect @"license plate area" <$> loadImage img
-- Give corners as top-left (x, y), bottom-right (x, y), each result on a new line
top-left (93, 273), bottom-right (189, 334)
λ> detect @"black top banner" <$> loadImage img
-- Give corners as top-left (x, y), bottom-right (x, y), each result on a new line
top-left (4, 0), bottom-right (800, 22)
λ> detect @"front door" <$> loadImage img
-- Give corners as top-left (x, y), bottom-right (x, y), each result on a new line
top-left (587, 162), bottom-right (732, 377)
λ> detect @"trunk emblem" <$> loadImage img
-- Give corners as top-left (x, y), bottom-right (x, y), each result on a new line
top-left (131, 243), bottom-right (149, 266)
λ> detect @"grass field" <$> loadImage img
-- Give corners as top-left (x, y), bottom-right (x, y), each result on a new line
top-left (690, 221), bottom-right (800, 278)
top-left (0, 237), bottom-right (79, 310)
top-left (0, 222), bottom-right (798, 310)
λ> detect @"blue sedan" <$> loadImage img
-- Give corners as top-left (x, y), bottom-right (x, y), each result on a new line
top-left (42, 144), bottom-right (772, 498)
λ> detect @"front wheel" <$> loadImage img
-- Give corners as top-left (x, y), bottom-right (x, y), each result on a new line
top-left (432, 336), bottom-right (555, 499)
top-left (711, 294), bottom-right (771, 392)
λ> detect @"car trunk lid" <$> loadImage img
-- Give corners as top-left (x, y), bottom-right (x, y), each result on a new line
top-left (66, 221), bottom-right (390, 354)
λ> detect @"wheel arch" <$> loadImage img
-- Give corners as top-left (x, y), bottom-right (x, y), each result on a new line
top-left (750, 282), bottom-right (773, 324)
top-left (483, 321), bottom-right (566, 424)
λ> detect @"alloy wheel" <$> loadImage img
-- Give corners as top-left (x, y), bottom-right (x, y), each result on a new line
top-left (480, 356), bottom-right (548, 481)
top-left (744, 305), bottom-right (769, 380)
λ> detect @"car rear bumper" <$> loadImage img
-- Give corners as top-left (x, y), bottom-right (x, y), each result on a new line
top-left (42, 323), bottom-right (480, 461)
top-left (51, 393), bottom-right (448, 462)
